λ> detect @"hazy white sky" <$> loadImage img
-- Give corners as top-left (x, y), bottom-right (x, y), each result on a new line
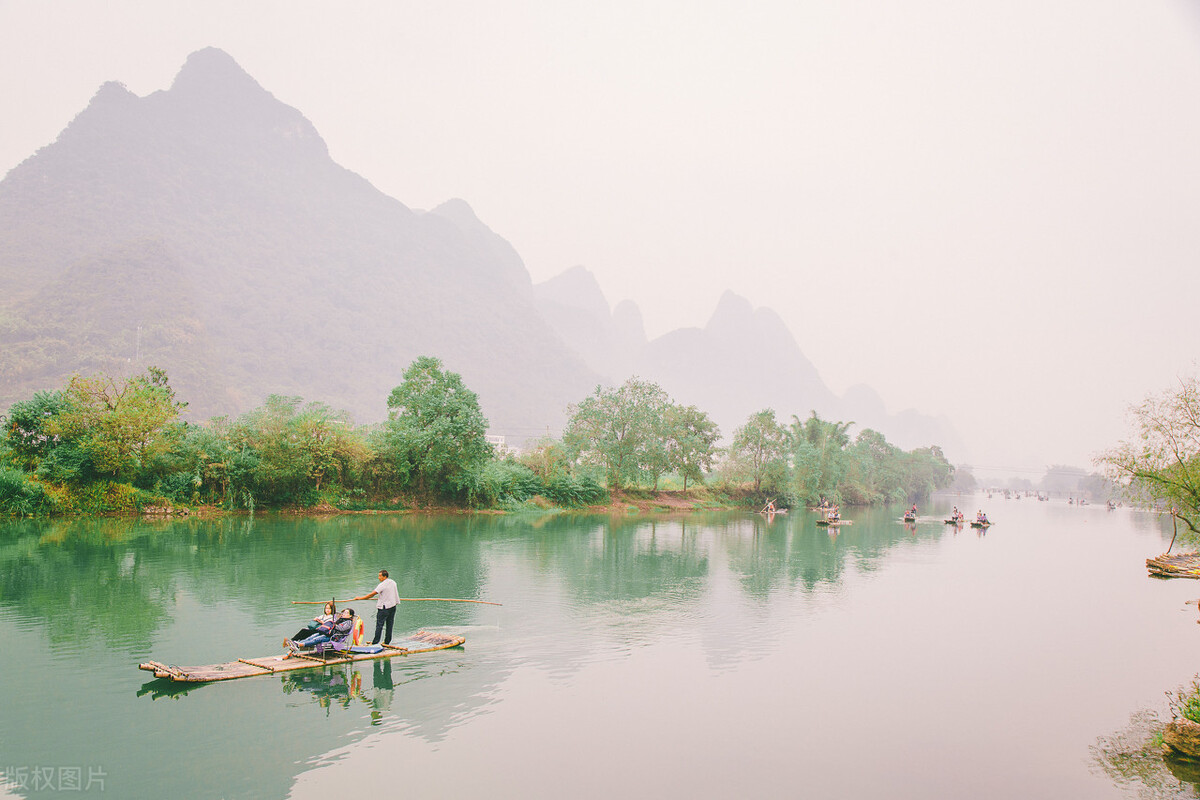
top-left (3, 0), bottom-right (1199, 475)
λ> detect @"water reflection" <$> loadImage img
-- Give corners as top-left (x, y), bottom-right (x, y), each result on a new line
top-left (0, 502), bottom-right (1184, 799)
top-left (1093, 709), bottom-right (1200, 798)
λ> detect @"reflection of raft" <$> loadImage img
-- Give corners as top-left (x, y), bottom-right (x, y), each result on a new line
top-left (1147, 553), bottom-right (1200, 579)
top-left (138, 630), bottom-right (465, 683)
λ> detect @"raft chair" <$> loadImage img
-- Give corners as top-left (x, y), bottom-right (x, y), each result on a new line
top-left (318, 614), bottom-right (384, 658)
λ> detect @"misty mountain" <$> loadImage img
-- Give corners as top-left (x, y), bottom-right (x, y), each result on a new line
top-left (0, 47), bottom-right (599, 434)
top-left (0, 47), bottom-right (959, 456)
top-left (533, 268), bottom-right (963, 453)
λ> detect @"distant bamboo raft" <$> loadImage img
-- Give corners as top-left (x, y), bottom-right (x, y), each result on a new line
top-left (1147, 553), bottom-right (1200, 579)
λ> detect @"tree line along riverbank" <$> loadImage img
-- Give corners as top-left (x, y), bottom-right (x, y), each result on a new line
top-left (0, 358), bottom-right (956, 517)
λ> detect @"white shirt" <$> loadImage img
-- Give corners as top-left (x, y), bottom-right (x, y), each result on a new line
top-left (374, 578), bottom-right (399, 609)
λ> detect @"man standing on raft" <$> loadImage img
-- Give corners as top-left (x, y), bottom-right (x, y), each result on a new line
top-left (352, 569), bottom-right (400, 646)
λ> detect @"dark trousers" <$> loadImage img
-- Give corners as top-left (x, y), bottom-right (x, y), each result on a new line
top-left (372, 605), bottom-right (397, 645)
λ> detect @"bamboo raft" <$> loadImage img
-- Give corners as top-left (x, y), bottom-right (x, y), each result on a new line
top-left (1147, 553), bottom-right (1200, 579)
top-left (815, 519), bottom-right (852, 527)
top-left (139, 630), bottom-right (465, 683)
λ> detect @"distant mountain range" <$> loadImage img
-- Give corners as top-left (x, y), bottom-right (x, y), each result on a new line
top-left (0, 47), bottom-right (961, 456)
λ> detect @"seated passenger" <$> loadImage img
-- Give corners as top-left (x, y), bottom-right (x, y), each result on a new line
top-left (284, 609), bottom-right (356, 657)
top-left (287, 602), bottom-right (336, 643)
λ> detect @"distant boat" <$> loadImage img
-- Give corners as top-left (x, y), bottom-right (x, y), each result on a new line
top-left (970, 521), bottom-right (991, 528)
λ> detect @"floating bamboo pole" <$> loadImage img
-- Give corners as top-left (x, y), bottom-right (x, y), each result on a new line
top-left (291, 597), bottom-right (502, 606)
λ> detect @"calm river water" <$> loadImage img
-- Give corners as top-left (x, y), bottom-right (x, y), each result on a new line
top-left (1, 498), bottom-right (1198, 799)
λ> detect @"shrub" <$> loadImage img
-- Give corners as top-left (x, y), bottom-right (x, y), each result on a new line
top-left (472, 460), bottom-right (543, 507)
top-left (1169, 677), bottom-right (1200, 724)
top-left (544, 474), bottom-right (608, 507)
top-left (43, 481), bottom-right (145, 514)
top-left (0, 468), bottom-right (53, 515)
top-left (155, 471), bottom-right (198, 502)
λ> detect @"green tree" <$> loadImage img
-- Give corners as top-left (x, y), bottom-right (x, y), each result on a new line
top-left (3, 390), bottom-right (72, 472)
top-left (728, 409), bottom-right (789, 493)
top-left (563, 378), bottom-right (670, 490)
top-left (900, 446), bottom-right (954, 500)
top-left (154, 418), bottom-right (255, 505)
top-left (232, 396), bottom-right (315, 504)
top-left (668, 405), bottom-right (721, 494)
top-left (788, 412), bottom-right (854, 504)
top-left (39, 368), bottom-right (186, 484)
top-left (385, 356), bottom-right (492, 499)
top-left (1100, 376), bottom-right (1200, 536)
top-left (519, 435), bottom-right (570, 482)
top-left (642, 402), bottom-right (678, 491)
top-left (842, 428), bottom-right (903, 505)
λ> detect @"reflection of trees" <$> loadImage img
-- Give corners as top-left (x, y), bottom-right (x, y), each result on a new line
top-left (0, 509), bottom-right (981, 800)
top-left (0, 514), bottom-right (494, 654)
top-left (0, 518), bottom-right (174, 650)
top-left (0, 508), bottom-right (962, 671)
top-left (717, 507), bottom-right (950, 600)
top-left (1092, 708), bottom-right (1200, 799)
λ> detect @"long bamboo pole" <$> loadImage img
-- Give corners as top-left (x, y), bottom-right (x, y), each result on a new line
top-left (292, 597), bottom-right (502, 606)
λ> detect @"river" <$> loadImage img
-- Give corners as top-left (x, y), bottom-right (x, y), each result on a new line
top-left (0, 497), bottom-right (1197, 799)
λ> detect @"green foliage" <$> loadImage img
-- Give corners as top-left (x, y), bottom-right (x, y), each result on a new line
top-left (721, 409), bottom-right (953, 507)
top-left (669, 405), bottom-right (721, 494)
top-left (3, 390), bottom-right (72, 471)
top-left (229, 396), bottom-right (363, 505)
top-left (544, 473), bottom-right (608, 507)
top-left (727, 409), bottom-right (789, 493)
top-left (1100, 376), bottom-right (1200, 537)
top-left (0, 467), bottom-right (53, 515)
top-left (43, 480), bottom-right (147, 515)
top-left (841, 428), bottom-right (900, 505)
top-left (468, 457), bottom-right (607, 509)
top-left (385, 356), bottom-right (493, 500)
top-left (55, 367), bottom-right (187, 482)
top-left (1168, 677), bottom-right (1200, 724)
top-left (563, 380), bottom-right (721, 494)
top-left (788, 412), bottom-right (853, 504)
top-left (471, 459), bottom-right (543, 507)
top-left (4, 370), bottom-right (187, 488)
top-left (518, 435), bottom-right (570, 482)
top-left (0, 361), bottom-right (953, 514)
top-left (564, 378), bottom-right (671, 490)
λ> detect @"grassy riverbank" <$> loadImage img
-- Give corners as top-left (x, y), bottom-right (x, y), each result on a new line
top-left (0, 482), bottom-right (778, 519)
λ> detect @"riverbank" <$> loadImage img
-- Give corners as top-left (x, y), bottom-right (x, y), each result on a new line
top-left (72, 487), bottom-right (766, 519)
top-left (1, 474), bottom-right (856, 518)
top-left (219, 487), bottom-right (760, 518)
